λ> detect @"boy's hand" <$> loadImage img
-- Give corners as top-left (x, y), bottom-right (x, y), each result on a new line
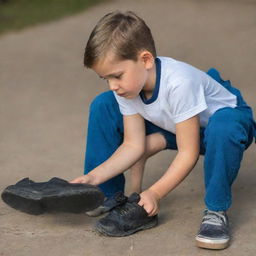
top-left (138, 189), bottom-right (161, 217)
top-left (70, 175), bottom-right (92, 184)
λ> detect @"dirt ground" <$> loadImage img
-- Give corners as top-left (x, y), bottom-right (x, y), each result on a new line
top-left (0, 0), bottom-right (255, 255)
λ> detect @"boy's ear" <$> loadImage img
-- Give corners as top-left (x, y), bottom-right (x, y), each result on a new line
top-left (139, 51), bottom-right (155, 69)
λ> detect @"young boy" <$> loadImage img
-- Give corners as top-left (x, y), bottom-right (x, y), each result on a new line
top-left (71, 11), bottom-right (256, 249)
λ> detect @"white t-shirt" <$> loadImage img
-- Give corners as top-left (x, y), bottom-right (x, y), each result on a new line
top-left (114, 56), bottom-right (237, 134)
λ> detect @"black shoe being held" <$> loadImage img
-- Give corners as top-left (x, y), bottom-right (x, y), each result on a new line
top-left (96, 192), bottom-right (158, 237)
top-left (196, 209), bottom-right (230, 250)
top-left (1, 177), bottom-right (104, 215)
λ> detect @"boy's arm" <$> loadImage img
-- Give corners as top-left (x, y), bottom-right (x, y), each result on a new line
top-left (139, 115), bottom-right (200, 216)
top-left (71, 113), bottom-right (146, 185)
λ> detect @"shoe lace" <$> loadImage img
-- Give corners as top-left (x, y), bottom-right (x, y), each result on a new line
top-left (112, 203), bottom-right (138, 218)
top-left (108, 192), bottom-right (142, 218)
top-left (202, 210), bottom-right (227, 226)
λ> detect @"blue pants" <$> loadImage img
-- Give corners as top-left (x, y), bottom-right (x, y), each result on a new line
top-left (84, 68), bottom-right (256, 211)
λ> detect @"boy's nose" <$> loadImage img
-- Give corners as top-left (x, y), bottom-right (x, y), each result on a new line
top-left (109, 82), bottom-right (119, 91)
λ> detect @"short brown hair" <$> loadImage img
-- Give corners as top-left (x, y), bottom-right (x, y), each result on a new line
top-left (84, 11), bottom-right (157, 68)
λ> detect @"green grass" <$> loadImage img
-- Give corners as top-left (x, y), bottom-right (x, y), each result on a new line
top-left (0, 0), bottom-right (108, 35)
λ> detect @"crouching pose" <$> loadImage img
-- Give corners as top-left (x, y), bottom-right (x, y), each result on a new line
top-left (71, 11), bottom-right (256, 250)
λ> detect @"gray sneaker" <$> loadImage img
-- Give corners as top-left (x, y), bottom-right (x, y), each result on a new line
top-left (196, 209), bottom-right (230, 250)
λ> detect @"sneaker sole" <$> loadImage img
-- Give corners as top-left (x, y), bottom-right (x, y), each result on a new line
top-left (85, 205), bottom-right (107, 217)
top-left (2, 185), bottom-right (104, 215)
top-left (195, 236), bottom-right (230, 250)
top-left (1, 190), bottom-right (45, 215)
top-left (96, 217), bottom-right (158, 237)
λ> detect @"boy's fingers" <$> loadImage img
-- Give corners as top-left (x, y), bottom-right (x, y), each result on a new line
top-left (138, 200), bottom-right (150, 213)
top-left (138, 199), bottom-right (144, 207)
top-left (148, 206), bottom-right (156, 216)
top-left (70, 178), bottom-right (82, 183)
top-left (147, 202), bottom-right (159, 216)
top-left (148, 209), bottom-right (155, 217)
top-left (143, 204), bottom-right (153, 215)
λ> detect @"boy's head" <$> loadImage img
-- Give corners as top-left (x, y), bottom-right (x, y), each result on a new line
top-left (84, 11), bottom-right (156, 68)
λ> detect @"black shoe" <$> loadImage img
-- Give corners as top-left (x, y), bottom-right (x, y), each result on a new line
top-left (86, 191), bottom-right (127, 217)
top-left (96, 193), bottom-right (158, 237)
top-left (1, 177), bottom-right (104, 215)
top-left (196, 209), bottom-right (230, 250)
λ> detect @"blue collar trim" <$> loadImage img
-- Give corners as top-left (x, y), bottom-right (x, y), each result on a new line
top-left (139, 57), bottom-right (161, 104)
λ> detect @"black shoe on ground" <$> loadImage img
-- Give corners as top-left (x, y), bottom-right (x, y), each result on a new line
top-left (96, 192), bottom-right (158, 237)
top-left (196, 209), bottom-right (230, 250)
top-left (86, 191), bottom-right (127, 217)
top-left (1, 177), bottom-right (104, 215)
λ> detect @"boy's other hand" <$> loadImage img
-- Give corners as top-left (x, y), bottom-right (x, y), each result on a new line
top-left (138, 189), bottom-right (160, 217)
top-left (70, 175), bottom-right (91, 184)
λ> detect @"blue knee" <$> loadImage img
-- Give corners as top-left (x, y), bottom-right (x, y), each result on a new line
top-left (89, 91), bottom-right (116, 113)
top-left (205, 108), bottom-right (248, 147)
top-left (88, 90), bottom-right (123, 135)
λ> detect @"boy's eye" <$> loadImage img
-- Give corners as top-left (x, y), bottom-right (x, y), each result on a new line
top-left (114, 74), bottom-right (122, 79)
top-left (100, 77), bottom-right (109, 84)
top-left (99, 73), bottom-right (122, 81)
top-left (101, 77), bottom-right (108, 82)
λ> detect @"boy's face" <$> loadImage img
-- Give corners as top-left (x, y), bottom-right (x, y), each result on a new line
top-left (92, 51), bottom-right (155, 99)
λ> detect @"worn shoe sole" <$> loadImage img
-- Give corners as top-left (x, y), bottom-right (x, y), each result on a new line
top-left (2, 184), bottom-right (104, 215)
top-left (196, 236), bottom-right (230, 250)
top-left (86, 205), bottom-right (107, 217)
top-left (96, 216), bottom-right (158, 237)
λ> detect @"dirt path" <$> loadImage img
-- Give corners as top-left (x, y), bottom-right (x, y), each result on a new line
top-left (0, 0), bottom-right (255, 255)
